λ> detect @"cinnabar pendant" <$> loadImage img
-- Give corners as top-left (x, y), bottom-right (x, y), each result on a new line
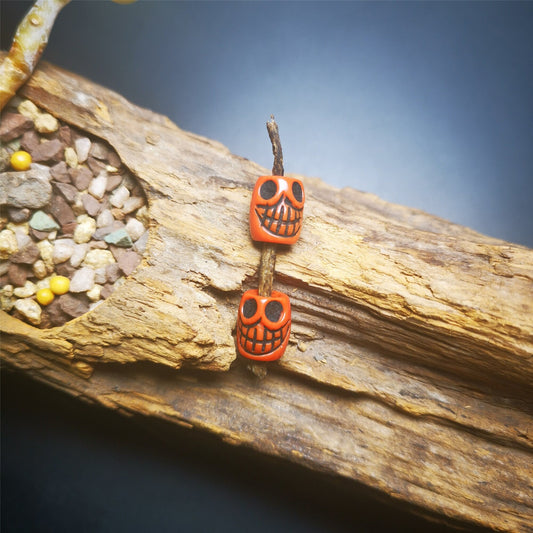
top-left (236, 289), bottom-right (291, 361)
top-left (250, 176), bottom-right (305, 244)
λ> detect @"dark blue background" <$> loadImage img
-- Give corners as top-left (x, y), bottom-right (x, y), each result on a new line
top-left (1, 1), bottom-right (529, 531)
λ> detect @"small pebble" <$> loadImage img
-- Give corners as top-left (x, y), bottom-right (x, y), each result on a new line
top-left (81, 193), bottom-right (102, 217)
top-left (13, 280), bottom-right (37, 298)
top-left (0, 229), bottom-right (19, 259)
top-left (133, 231), bottom-right (149, 254)
top-left (96, 209), bottom-right (114, 228)
top-left (74, 214), bottom-right (96, 244)
top-left (125, 218), bottom-right (145, 241)
top-left (88, 175), bottom-right (107, 199)
top-left (64, 146), bottom-right (78, 168)
top-left (94, 267), bottom-right (107, 284)
top-left (104, 228), bottom-right (132, 248)
top-left (70, 167), bottom-right (93, 191)
top-left (50, 161), bottom-right (70, 183)
top-left (75, 137), bottom-right (91, 163)
top-left (32, 259), bottom-right (48, 279)
top-left (37, 240), bottom-right (54, 272)
top-left (0, 113), bottom-right (33, 142)
top-left (59, 293), bottom-right (90, 318)
top-left (117, 250), bottom-right (141, 275)
top-left (86, 284), bottom-right (102, 302)
top-left (109, 185), bottom-right (129, 208)
top-left (122, 196), bottom-right (144, 215)
top-left (52, 239), bottom-right (75, 264)
top-left (14, 298), bottom-right (42, 325)
top-left (29, 211), bottom-right (60, 232)
top-left (82, 249), bottom-right (115, 269)
top-left (17, 100), bottom-right (41, 121)
top-left (69, 267), bottom-right (95, 293)
top-left (69, 243), bottom-right (88, 268)
top-left (9, 242), bottom-right (40, 264)
top-left (105, 174), bottom-right (123, 192)
top-left (31, 139), bottom-right (64, 163)
top-left (34, 113), bottom-right (59, 134)
top-left (7, 207), bottom-right (31, 223)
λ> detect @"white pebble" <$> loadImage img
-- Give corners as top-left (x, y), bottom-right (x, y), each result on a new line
top-left (82, 249), bottom-right (115, 269)
top-left (75, 137), bottom-right (91, 163)
top-left (125, 218), bottom-right (145, 241)
top-left (110, 185), bottom-right (130, 208)
top-left (35, 113), bottom-right (59, 133)
top-left (122, 196), bottom-right (144, 214)
top-left (69, 267), bottom-right (95, 293)
top-left (69, 243), bottom-right (88, 268)
top-left (0, 229), bottom-right (19, 259)
top-left (14, 280), bottom-right (37, 298)
top-left (64, 147), bottom-right (79, 168)
top-left (15, 231), bottom-right (32, 250)
top-left (96, 209), bottom-right (114, 228)
top-left (74, 215), bottom-right (96, 244)
top-left (87, 284), bottom-right (102, 302)
top-left (14, 298), bottom-right (42, 325)
top-left (52, 239), bottom-right (75, 264)
top-left (88, 175), bottom-right (107, 200)
top-left (94, 268), bottom-right (107, 284)
top-left (133, 231), bottom-right (149, 254)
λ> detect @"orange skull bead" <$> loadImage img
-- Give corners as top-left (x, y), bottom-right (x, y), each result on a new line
top-left (236, 289), bottom-right (291, 361)
top-left (250, 176), bottom-right (305, 244)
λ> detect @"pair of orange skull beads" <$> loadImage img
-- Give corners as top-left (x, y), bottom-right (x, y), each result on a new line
top-left (236, 176), bottom-right (305, 362)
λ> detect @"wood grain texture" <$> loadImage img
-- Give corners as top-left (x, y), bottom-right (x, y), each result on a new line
top-left (1, 58), bottom-right (532, 532)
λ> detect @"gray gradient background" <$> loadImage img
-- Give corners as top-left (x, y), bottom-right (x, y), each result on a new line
top-left (2, 0), bottom-right (533, 247)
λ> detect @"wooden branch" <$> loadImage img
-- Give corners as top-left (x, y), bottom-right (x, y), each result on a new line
top-left (0, 0), bottom-right (71, 111)
top-left (1, 58), bottom-right (532, 532)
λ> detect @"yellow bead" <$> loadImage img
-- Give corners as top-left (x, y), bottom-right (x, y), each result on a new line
top-left (49, 275), bottom-right (70, 295)
top-left (36, 288), bottom-right (55, 306)
top-left (10, 150), bottom-right (32, 171)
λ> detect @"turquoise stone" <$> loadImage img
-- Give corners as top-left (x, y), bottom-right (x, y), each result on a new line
top-left (29, 210), bottom-right (60, 232)
top-left (104, 228), bottom-right (133, 248)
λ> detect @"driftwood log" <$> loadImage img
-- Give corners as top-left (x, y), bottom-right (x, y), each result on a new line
top-left (1, 59), bottom-right (532, 532)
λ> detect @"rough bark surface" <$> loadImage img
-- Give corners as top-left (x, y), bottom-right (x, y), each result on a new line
top-left (1, 59), bottom-right (532, 532)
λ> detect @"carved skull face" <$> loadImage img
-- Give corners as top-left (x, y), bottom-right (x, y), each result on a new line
top-left (250, 176), bottom-right (305, 244)
top-left (237, 289), bottom-right (291, 361)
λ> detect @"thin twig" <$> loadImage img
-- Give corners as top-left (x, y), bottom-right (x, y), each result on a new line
top-left (257, 116), bottom-right (284, 297)
top-left (267, 115), bottom-right (284, 176)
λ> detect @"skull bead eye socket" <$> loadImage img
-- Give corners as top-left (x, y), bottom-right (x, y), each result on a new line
top-left (292, 181), bottom-right (303, 203)
top-left (259, 179), bottom-right (277, 200)
top-left (242, 298), bottom-right (258, 318)
top-left (265, 300), bottom-right (283, 322)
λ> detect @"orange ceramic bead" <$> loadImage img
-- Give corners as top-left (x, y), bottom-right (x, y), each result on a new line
top-left (249, 176), bottom-right (304, 244)
top-left (236, 289), bottom-right (291, 361)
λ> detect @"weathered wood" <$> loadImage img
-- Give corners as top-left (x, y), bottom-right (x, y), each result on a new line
top-left (1, 59), bottom-right (532, 532)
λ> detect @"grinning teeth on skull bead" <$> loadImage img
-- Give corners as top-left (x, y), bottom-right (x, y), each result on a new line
top-left (255, 195), bottom-right (303, 237)
top-left (238, 319), bottom-right (290, 356)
